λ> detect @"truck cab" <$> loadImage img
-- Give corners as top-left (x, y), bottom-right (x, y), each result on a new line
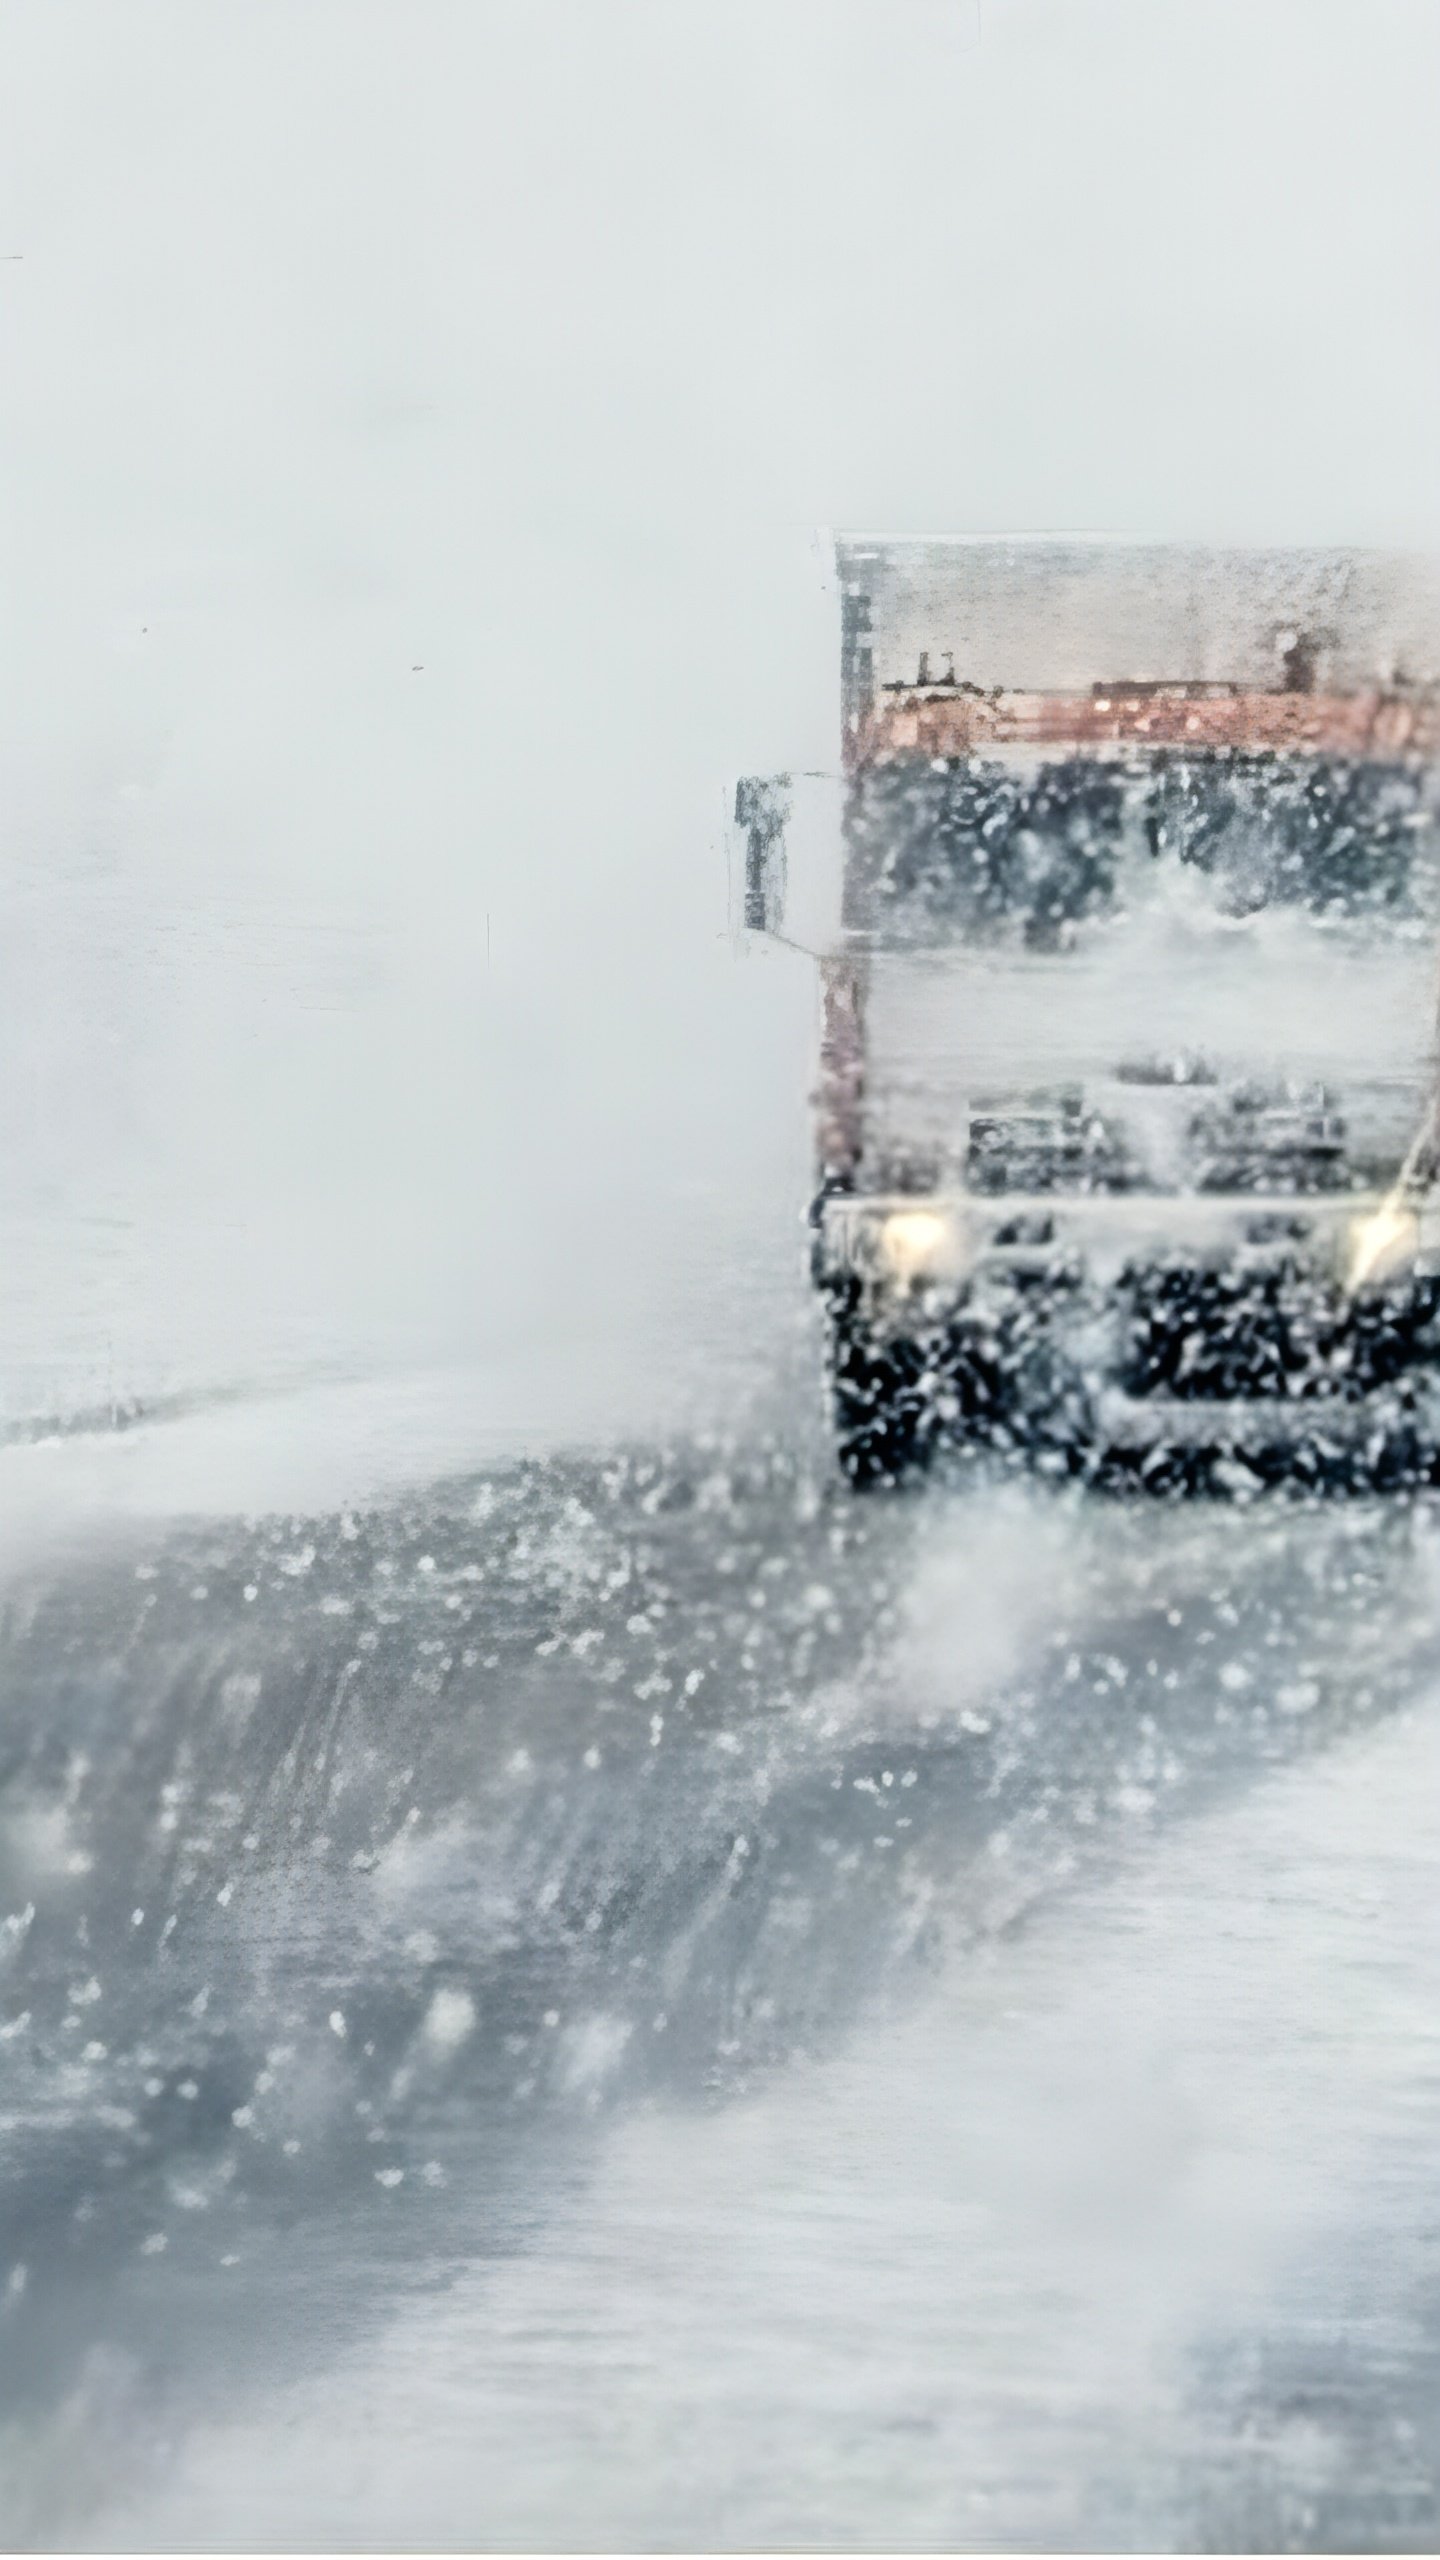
top-left (744, 540), bottom-right (1440, 1492)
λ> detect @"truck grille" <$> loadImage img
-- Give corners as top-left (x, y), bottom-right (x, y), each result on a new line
top-left (1116, 1263), bottom-right (1440, 1402)
top-left (967, 1091), bottom-right (1137, 1194)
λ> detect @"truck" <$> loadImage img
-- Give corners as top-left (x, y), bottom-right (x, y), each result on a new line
top-left (738, 540), bottom-right (1440, 1492)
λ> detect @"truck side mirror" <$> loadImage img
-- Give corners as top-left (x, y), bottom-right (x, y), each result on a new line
top-left (733, 774), bottom-right (791, 936)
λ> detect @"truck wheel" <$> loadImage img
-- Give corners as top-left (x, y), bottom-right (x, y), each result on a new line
top-left (824, 1280), bottom-right (940, 1488)
top-left (831, 1329), bottom-right (930, 1487)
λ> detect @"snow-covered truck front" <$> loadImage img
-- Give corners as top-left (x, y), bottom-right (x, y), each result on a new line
top-left (743, 541), bottom-right (1440, 1490)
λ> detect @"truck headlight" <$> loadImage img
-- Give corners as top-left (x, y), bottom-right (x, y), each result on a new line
top-left (878, 1207), bottom-right (958, 1281)
top-left (1345, 1203), bottom-right (1419, 1293)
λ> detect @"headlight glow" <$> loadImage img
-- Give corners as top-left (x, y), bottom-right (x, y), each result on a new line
top-left (878, 1208), bottom-right (954, 1280)
top-left (1345, 1203), bottom-right (1419, 1293)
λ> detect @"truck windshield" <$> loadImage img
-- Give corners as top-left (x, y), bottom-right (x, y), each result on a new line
top-left (850, 753), bottom-right (1440, 949)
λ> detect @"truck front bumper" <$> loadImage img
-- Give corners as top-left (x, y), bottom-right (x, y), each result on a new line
top-left (814, 1190), bottom-right (1440, 1490)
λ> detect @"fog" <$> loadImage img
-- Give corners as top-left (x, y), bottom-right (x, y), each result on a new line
top-left (6, 0), bottom-right (1440, 1460)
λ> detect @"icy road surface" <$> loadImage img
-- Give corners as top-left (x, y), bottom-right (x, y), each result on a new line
top-left (3, 1409), bottom-right (1440, 2550)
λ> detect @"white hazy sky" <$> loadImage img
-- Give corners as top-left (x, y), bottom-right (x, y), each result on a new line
top-left (3, 0), bottom-right (1440, 1433)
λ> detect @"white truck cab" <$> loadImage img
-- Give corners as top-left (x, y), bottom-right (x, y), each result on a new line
top-left (740, 540), bottom-right (1440, 1491)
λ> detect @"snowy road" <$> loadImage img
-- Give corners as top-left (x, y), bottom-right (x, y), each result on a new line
top-left (3, 1403), bottom-right (1440, 2549)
